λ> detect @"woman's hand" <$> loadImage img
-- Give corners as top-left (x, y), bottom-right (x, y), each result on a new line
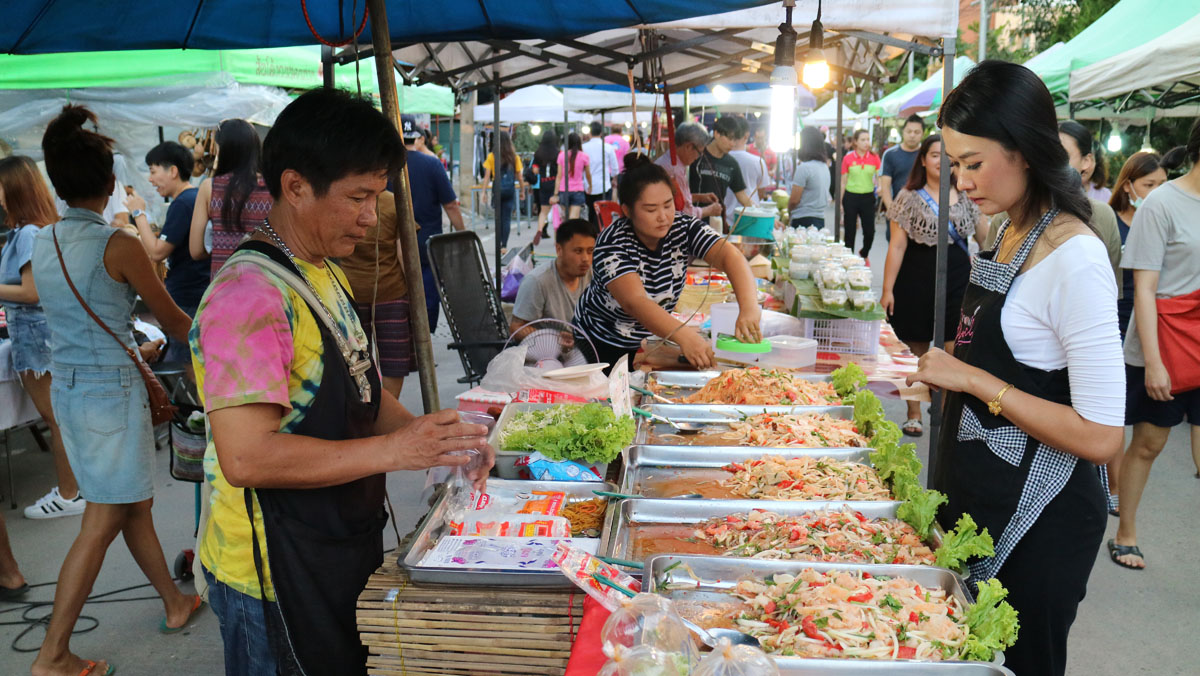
top-left (138, 339), bottom-right (165, 363)
top-left (880, 289), bottom-right (895, 316)
top-left (676, 328), bottom-right (714, 370)
top-left (549, 195), bottom-right (559, 205)
top-left (124, 191), bottom-right (147, 213)
top-left (905, 347), bottom-right (981, 394)
top-left (389, 409), bottom-right (489, 473)
top-left (1145, 361), bottom-right (1174, 402)
top-left (735, 306), bottom-right (762, 344)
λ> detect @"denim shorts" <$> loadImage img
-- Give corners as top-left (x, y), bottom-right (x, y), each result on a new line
top-left (7, 309), bottom-right (52, 376)
top-left (50, 364), bottom-right (155, 504)
top-left (562, 191), bottom-right (587, 207)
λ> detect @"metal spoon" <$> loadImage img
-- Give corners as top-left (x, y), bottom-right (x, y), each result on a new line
top-left (629, 384), bottom-right (675, 404)
top-left (678, 616), bottom-right (762, 649)
top-left (593, 490), bottom-right (703, 500)
top-left (631, 407), bottom-right (707, 434)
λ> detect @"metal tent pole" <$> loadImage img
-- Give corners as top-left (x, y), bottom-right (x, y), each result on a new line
top-left (928, 37), bottom-right (956, 483)
top-left (979, 0), bottom-right (989, 62)
top-left (493, 71), bottom-right (503, 290)
top-left (600, 111), bottom-right (607, 201)
top-left (366, 0), bottom-right (440, 412)
top-left (834, 89), bottom-right (844, 242)
top-left (321, 44), bottom-right (335, 89)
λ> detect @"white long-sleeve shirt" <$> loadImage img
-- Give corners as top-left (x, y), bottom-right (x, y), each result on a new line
top-left (582, 137), bottom-right (619, 196)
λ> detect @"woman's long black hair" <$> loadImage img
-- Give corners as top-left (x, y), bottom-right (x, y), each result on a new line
top-left (566, 132), bottom-right (583, 177)
top-left (1058, 120), bottom-right (1107, 189)
top-left (938, 60), bottom-right (1091, 225)
top-left (1161, 117), bottom-right (1200, 172)
top-left (214, 118), bottom-right (261, 229)
top-left (904, 134), bottom-right (944, 192)
top-left (534, 129), bottom-right (559, 171)
top-left (798, 126), bottom-right (827, 163)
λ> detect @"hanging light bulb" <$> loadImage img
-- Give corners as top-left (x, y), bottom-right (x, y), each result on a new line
top-left (529, 124), bottom-right (542, 136)
top-left (801, 1), bottom-right (829, 90)
top-left (768, 1), bottom-right (798, 153)
top-left (1107, 129), bottom-right (1123, 153)
top-left (712, 84), bottom-right (732, 103)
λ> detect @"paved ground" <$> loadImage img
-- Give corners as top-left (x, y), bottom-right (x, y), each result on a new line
top-left (0, 209), bottom-right (1196, 675)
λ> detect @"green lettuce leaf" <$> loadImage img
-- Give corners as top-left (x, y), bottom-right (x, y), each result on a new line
top-left (934, 514), bottom-right (995, 571)
top-left (870, 441), bottom-right (922, 485)
top-left (963, 579), bottom-right (1020, 661)
top-left (895, 487), bottom-right (947, 538)
top-left (831, 363), bottom-right (867, 402)
top-left (869, 420), bottom-right (903, 451)
top-left (852, 389), bottom-right (886, 439)
top-left (499, 404), bottom-right (635, 464)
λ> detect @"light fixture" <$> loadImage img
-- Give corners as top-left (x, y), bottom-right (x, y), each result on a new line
top-left (753, 111), bottom-right (762, 118)
top-left (529, 124), bottom-right (542, 136)
top-left (768, 0), bottom-right (798, 153)
top-left (801, 1), bottom-right (830, 90)
top-left (1107, 129), bottom-right (1122, 153)
top-left (712, 84), bottom-right (732, 103)
top-left (624, 120), bottom-right (632, 128)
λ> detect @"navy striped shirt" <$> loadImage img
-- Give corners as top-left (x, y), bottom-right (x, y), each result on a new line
top-left (575, 213), bottom-right (722, 348)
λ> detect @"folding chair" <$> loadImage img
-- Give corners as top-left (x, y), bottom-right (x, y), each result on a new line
top-left (426, 231), bottom-right (510, 385)
top-left (594, 200), bottom-right (623, 230)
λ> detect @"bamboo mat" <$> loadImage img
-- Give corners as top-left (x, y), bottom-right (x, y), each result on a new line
top-left (358, 554), bottom-right (584, 675)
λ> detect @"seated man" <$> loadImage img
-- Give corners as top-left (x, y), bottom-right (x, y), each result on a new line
top-left (510, 219), bottom-right (595, 366)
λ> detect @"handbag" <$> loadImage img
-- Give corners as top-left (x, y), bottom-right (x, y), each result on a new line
top-left (52, 225), bottom-right (178, 426)
top-left (1155, 286), bottom-right (1200, 395)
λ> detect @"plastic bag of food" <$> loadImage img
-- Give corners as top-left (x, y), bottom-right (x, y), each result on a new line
top-left (600, 594), bottom-right (695, 659)
top-left (552, 542), bottom-right (640, 611)
top-left (691, 638), bottom-right (779, 676)
top-left (597, 644), bottom-right (690, 676)
top-left (481, 346), bottom-right (609, 399)
top-left (452, 513), bottom-right (571, 537)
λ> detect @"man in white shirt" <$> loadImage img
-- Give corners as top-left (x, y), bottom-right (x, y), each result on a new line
top-left (582, 121), bottom-right (619, 227)
top-left (724, 116), bottom-right (770, 220)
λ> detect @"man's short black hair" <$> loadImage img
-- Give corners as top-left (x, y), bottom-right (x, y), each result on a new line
top-left (145, 141), bottom-right (193, 180)
top-left (903, 114), bottom-right (925, 129)
top-left (262, 88), bottom-right (405, 200)
top-left (555, 218), bottom-right (597, 246)
top-left (589, 121), bottom-right (603, 137)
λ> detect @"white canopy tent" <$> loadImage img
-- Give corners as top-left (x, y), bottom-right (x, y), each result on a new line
top-left (802, 98), bottom-right (866, 128)
top-left (471, 84), bottom-right (590, 123)
top-left (1068, 14), bottom-right (1200, 120)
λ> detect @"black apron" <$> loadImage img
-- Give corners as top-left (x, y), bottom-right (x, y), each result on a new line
top-left (934, 211), bottom-right (1106, 676)
top-left (237, 240), bottom-right (385, 676)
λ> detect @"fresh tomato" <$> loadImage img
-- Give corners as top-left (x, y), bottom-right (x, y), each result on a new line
top-left (764, 600), bottom-right (777, 614)
top-left (801, 616), bottom-right (821, 640)
top-left (897, 646), bottom-right (917, 659)
top-left (861, 572), bottom-right (872, 579)
top-left (789, 528), bottom-right (803, 542)
top-left (777, 480), bottom-right (795, 489)
top-left (824, 641), bottom-right (843, 652)
top-left (847, 591), bottom-right (874, 603)
top-left (909, 612), bottom-right (920, 624)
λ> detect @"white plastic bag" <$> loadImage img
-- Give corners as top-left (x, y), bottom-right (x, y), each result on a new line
top-left (480, 346), bottom-right (609, 399)
top-left (600, 594), bottom-right (695, 659)
top-left (691, 638), bottom-right (780, 676)
top-left (598, 644), bottom-right (691, 676)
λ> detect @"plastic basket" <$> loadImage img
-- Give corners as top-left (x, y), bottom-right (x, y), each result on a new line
top-left (801, 317), bottom-right (881, 356)
top-left (169, 421), bottom-right (207, 483)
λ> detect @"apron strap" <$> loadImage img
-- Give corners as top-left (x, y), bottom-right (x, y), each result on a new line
top-left (244, 488), bottom-right (302, 673)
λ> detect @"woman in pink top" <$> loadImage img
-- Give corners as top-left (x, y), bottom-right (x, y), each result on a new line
top-left (557, 132), bottom-right (592, 219)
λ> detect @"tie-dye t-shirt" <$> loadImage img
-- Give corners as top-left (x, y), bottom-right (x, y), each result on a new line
top-left (190, 249), bottom-right (361, 600)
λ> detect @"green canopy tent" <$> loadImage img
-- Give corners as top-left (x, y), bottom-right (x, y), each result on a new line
top-left (1027, 0), bottom-right (1200, 106)
top-left (867, 77), bottom-right (925, 118)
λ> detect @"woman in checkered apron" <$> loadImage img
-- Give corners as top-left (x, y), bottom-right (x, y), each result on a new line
top-left (906, 62), bottom-right (1125, 676)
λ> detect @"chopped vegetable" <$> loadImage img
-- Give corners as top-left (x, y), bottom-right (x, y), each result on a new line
top-left (499, 404), bottom-right (635, 464)
top-left (935, 514), bottom-right (995, 571)
top-left (963, 579), bottom-right (1020, 661)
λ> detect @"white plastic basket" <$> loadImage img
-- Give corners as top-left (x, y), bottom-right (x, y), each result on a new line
top-left (802, 318), bottom-right (881, 356)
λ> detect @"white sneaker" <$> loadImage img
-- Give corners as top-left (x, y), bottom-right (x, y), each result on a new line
top-left (24, 487), bottom-right (86, 519)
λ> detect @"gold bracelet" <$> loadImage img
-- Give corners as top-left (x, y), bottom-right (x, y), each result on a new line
top-left (987, 383), bottom-right (1015, 416)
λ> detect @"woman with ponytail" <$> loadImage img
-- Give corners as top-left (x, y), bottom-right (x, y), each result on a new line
top-left (1111, 118), bottom-right (1200, 571)
top-left (188, 118), bottom-right (273, 273)
top-left (30, 105), bottom-right (202, 676)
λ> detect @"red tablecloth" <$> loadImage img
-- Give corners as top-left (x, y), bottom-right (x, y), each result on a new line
top-left (564, 596), bottom-right (612, 676)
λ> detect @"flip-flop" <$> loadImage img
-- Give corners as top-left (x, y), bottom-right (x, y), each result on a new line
top-left (0, 582), bottom-right (29, 601)
top-left (159, 594), bottom-right (205, 634)
top-left (78, 659), bottom-right (114, 676)
top-left (1107, 538), bottom-right (1145, 570)
top-left (901, 419), bottom-right (924, 437)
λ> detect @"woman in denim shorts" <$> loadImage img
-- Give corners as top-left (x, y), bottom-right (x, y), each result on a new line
top-left (29, 106), bottom-right (203, 676)
top-left (0, 156), bottom-right (88, 523)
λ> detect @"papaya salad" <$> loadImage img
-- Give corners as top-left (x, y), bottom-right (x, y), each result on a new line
top-left (668, 368), bottom-right (843, 406)
top-left (721, 455), bottom-right (892, 501)
top-left (682, 508), bottom-right (936, 565)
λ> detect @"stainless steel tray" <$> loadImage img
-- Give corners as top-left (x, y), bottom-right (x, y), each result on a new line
top-left (634, 403), bottom-right (855, 444)
top-left (486, 402), bottom-right (562, 455)
top-left (399, 478), bottom-right (614, 587)
top-left (778, 662), bottom-right (1013, 675)
top-left (645, 555), bottom-right (1004, 669)
top-left (643, 370), bottom-right (832, 405)
top-left (618, 445), bottom-right (879, 498)
top-left (601, 499), bottom-right (934, 570)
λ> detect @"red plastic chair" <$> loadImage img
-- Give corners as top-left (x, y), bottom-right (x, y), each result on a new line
top-left (595, 200), bottom-right (622, 230)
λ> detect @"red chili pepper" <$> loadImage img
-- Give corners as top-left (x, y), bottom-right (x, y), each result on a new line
top-left (824, 641), bottom-right (843, 652)
top-left (801, 616), bottom-right (821, 640)
top-left (854, 511), bottom-right (868, 522)
top-left (948, 608), bottom-right (954, 617)
top-left (847, 591), bottom-right (874, 603)
top-left (861, 572), bottom-right (872, 579)
top-left (764, 600), bottom-right (777, 614)
top-left (909, 612), bottom-right (920, 624)
top-left (751, 460), bottom-right (765, 467)
top-left (914, 584), bottom-right (921, 596)
top-left (724, 463), bottom-right (745, 473)
top-left (777, 480), bottom-right (795, 489)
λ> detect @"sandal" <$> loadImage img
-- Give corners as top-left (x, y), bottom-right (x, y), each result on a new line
top-left (902, 418), bottom-right (924, 437)
top-left (78, 660), bottom-right (114, 676)
top-left (1107, 538), bottom-right (1145, 570)
top-left (159, 594), bottom-right (205, 634)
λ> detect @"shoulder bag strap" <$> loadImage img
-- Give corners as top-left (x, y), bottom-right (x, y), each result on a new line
top-left (51, 225), bottom-right (142, 364)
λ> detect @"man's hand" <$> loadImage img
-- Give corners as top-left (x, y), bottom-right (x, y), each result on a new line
top-left (138, 339), bottom-right (165, 363)
top-left (386, 409), bottom-right (489, 473)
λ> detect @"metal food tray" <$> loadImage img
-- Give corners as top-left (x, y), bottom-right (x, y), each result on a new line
top-left (777, 662), bottom-right (1013, 675)
top-left (644, 555), bottom-right (1005, 669)
top-left (642, 370), bottom-right (832, 405)
top-left (634, 403), bottom-right (853, 444)
top-left (601, 499), bottom-right (939, 573)
top-left (618, 445), bottom-right (881, 498)
top-left (400, 478), bottom-right (614, 587)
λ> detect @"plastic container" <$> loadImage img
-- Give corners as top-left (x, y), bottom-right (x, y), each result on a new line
top-left (758, 335), bottom-right (818, 369)
top-left (821, 288), bottom-right (848, 310)
top-left (849, 289), bottom-right (878, 311)
top-left (788, 260), bottom-right (811, 280)
top-left (802, 317), bottom-right (883, 355)
top-left (820, 266), bottom-right (847, 289)
top-left (847, 267), bottom-right (873, 290)
top-left (730, 207), bottom-right (777, 239)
